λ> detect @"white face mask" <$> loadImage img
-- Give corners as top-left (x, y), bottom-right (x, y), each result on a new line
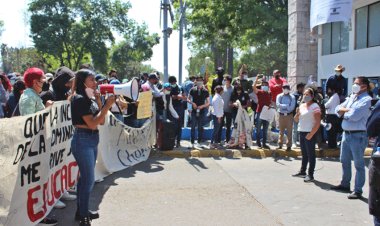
top-left (352, 84), bottom-right (361, 94)
top-left (164, 90), bottom-right (171, 95)
top-left (262, 86), bottom-right (269, 92)
top-left (283, 89), bottom-right (290, 94)
top-left (85, 87), bottom-right (95, 99)
top-left (222, 80), bottom-right (226, 86)
top-left (197, 82), bottom-right (203, 87)
top-left (336, 72), bottom-right (342, 76)
top-left (243, 75), bottom-right (248, 80)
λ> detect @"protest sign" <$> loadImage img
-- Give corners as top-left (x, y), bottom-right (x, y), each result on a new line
top-left (310, 0), bottom-right (353, 29)
top-left (136, 91), bottom-right (153, 119)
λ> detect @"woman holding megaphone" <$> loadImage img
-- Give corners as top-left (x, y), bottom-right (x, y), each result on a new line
top-left (70, 69), bottom-right (115, 226)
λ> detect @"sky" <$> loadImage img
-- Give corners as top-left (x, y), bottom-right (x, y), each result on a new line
top-left (0, 0), bottom-right (191, 80)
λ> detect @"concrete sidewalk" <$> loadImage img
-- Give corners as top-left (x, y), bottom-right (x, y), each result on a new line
top-left (51, 156), bottom-right (373, 226)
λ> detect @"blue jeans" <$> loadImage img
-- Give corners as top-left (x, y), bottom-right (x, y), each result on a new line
top-left (256, 112), bottom-right (269, 145)
top-left (211, 115), bottom-right (222, 144)
top-left (191, 110), bottom-right (206, 144)
top-left (340, 131), bottom-right (368, 193)
top-left (71, 128), bottom-right (99, 217)
top-left (375, 216), bottom-right (380, 226)
top-left (300, 132), bottom-right (316, 176)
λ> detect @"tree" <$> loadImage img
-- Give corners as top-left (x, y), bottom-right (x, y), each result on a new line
top-left (0, 44), bottom-right (51, 73)
top-left (110, 24), bottom-right (159, 79)
top-left (29, 0), bottom-right (132, 72)
top-left (0, 20), bottom-right (4, 37)
top-left (174, 0), bottom-right (288, 76)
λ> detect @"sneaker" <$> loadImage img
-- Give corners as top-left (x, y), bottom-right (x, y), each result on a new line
top-left (348, 192), bottom-right (362, 199)
top-left (68, 186), bottom-right (77, 193)
top-left (262, 144), bottom-right (270, 149)
top-left (79, 216), bottom-right (92, 226)
top-left (61, 191), bottom-right (77, 201)
top-left (278, 144), bottom-right (283, 149)
top-left (38, 217), bottom-right (58, 226)
top-left (176, 142), bottom-right (181, 148)
top-left (292, 144), bottom-right (298, 149)
top-left (209, 144), bottom-right (217, 149)
top-left (330, 184), bottom-right (351, 193)
top-left (75, 210), bottom-right (100, 221)
top-left (304, 175), bottom-right (314, 182)
top-left (286, 147), bottom-right (292, 152)
top-left (292, 172), bottom-right (306, 178)
top-left (257, 143), bottom-right (262, 148)
top-left (53, 200), bottom-right (66, 209)
top-left (95, 178), bottom-right (104, 183)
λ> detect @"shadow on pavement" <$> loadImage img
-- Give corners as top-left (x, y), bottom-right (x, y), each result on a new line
top-left (50, 158), bottom-right (166, 226)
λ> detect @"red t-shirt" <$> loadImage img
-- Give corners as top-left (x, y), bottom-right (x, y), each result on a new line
top-left (256, 90), bottom-right (271, 113)
top-left (269, 77), bottom-right (287, 102)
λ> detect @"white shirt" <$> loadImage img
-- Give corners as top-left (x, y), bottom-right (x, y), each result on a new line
top-left (325, 93), bottom-right (340, 115)
top-left (298, 103), bottom-right (321, 132)
top-left (212, 93), bottom-right (224, 118)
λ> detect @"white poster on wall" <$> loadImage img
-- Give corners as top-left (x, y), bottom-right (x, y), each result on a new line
top-left (310, 0), bottom-right (353, 29)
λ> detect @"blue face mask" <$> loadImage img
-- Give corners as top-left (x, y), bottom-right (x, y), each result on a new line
top-left (262, 86), bottom-right (269, 92)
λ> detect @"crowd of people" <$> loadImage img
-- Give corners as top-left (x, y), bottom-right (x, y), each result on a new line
top-left (1, 63), bottom-right (380, 225)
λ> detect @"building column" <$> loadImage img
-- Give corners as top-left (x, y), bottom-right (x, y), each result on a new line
top-left (288, 0), bottom-right (318, 90)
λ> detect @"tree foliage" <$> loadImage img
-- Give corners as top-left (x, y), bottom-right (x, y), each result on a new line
top-left (0, 20), bottom-right (4, 37)
top-left (174, 0), bottom-right (288, 75)
top-left (110, 23), bottom-right (159, 78)
top-left (0, 44), bottom-right (48, 73)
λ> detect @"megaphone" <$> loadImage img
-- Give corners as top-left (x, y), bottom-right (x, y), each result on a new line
top-left (320, 120), bottom-right (332, 131)
top-left (99, 78), bottom-right (139, 101)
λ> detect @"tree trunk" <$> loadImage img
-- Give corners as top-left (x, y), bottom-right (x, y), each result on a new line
top-left (227, 46), bottom-right (233, 75)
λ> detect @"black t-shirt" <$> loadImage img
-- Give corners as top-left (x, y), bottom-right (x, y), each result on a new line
top-left (40, 90), bottom-right (55, 105)
top-left (211, 77), bottom-right (223, 95)
top-left (71, 94), bottom-right (100, 125)
top-left (231, 92), bottom-right (250, 109)
top-left (170, 85), bottom-right (183, 108)
top-left (189, 87), bottom-right (209, 109)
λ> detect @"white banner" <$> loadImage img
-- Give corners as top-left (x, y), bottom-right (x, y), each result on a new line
top-left (0, 101), bottom-right (155, 226)
top-left (310, 0), bottom-right (353, 29)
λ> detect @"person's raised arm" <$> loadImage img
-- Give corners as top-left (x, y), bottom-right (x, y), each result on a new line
top-left (82, 96), bottom-right (115, 130)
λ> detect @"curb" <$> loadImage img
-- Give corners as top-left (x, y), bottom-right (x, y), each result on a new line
top-left (151, 148), bottom-right (374, 158)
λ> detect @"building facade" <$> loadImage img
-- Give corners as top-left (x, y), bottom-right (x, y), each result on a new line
top-left (288, 0), bottom-right (380, 96)
top-left (318, 0), bottom-right (380, 95)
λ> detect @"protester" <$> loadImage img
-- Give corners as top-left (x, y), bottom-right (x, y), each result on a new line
top-left (41, 66), bottom-right (75, 105)
top-left (161, 83), bottom-right (179, 121)
top-left (141, 73), bottom-right (162, 98)
top-left (19, 68), bottom-right (57, 225)
top-left (331, 76), bottom-right (372, 199)
top-left (95, 74), bottom-right (108, 85)
top-left (276, 84), bottom-right (296, 151)
top-left (293, 88), bottom-right (321, 182)
top-left (210, 85), bottom-right (224, 149)
top-left (187, 76), bottom-right (210, 148)
top-left (5, 80), bottom-right (25, 117)
top-left (292, 83), bottom-right (305, 147)
top-left (232, 64), bottom-right (252, 93)
top-left (367, 100), bottom-right (380, 225)
top-left (269, 70), bottom-right (286, 129)
top-left (220, 74), bottom-right (234, 143)
top-left (326, 64), bottom-right (348, 101)
top-left (108, 79), bottom-right (128, 122)
top-left (230, 84), bottom-right (250, 121)
top-left (0, 73), bottom-right (12, 118)
top-left (253, 76), bottom-right (271, 149)
top-left (70, 69), bottom-right (115, 225)
top-left (108, 69), bottom-right (118, 80)
top-left (324, 86), bottom-right (341, 149)
top-left (169, 76), bottom-right (186, 147)
top-left (211, 67), bottom-right (224, 95)
top-left (140, 72), bottom-right (149, 86)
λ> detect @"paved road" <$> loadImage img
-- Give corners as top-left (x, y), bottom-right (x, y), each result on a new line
top-left (51, 156), bottom-right (373, 226)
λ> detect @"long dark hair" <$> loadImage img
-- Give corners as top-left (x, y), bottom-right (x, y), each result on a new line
top-left (71, 69), bottom-right (95, 99)
top-left (13, 80), bottom-right (26, 100)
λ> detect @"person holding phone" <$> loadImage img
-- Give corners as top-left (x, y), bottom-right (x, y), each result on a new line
top-left (70, 69), bottom-right (115, 226)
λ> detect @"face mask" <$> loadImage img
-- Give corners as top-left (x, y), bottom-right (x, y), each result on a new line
top-left (303, 95), bottom-right (312, 103)
top-left (197, 82), bottom-right (203, 87)
top-left (262, 86), bottom-right (269, 92)
top-left (352, 84), bottom-right (361, 94)
top-left (222, 80), bottom-right (226, 86)
top-left (171, 84), bottom-right (177, 88)
top-left (85, 87), bottom-right (95, 99)
top-left (283, 89), bottom-right (290, 94)
top-left (237, 90), bottom-right (242, 95)
top-left (275, 75), bottom-right (280, 79)
top-left (336, 72), bottom-right (342, 76)
top-left (243, 75), bottom-right (248, 80)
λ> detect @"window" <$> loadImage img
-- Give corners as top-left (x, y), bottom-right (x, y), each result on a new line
top-left (322, 22), bottom-right (349, 55)
top-left (355, 1), bottom-right (380, 49)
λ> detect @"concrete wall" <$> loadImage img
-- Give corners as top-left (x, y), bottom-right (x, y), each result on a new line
top-left (288, 0), bottom-right (318, 90)
top-left (317, 0), bottom-right (380, 92)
